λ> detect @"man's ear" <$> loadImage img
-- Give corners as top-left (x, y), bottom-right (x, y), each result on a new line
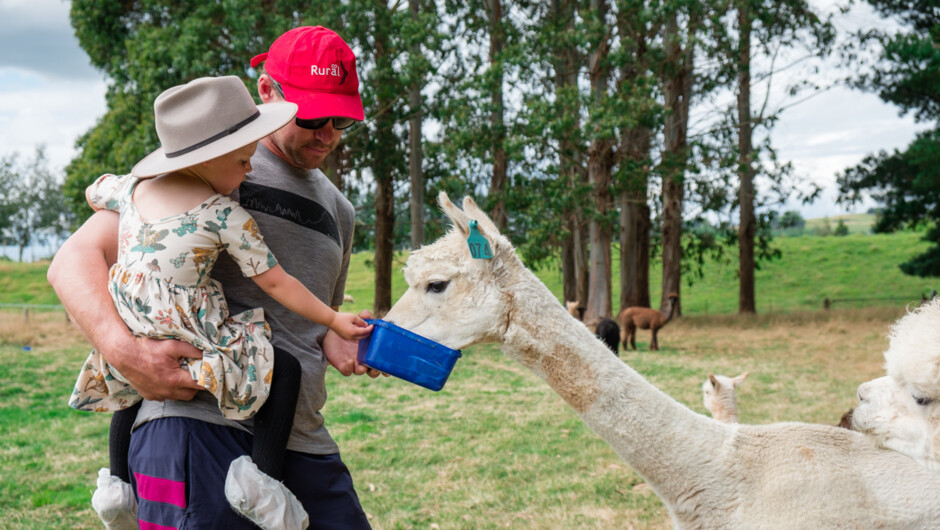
top-left (257, 74), bottom-right (278, 104)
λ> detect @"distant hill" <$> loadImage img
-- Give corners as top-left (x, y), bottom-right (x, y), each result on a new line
top-left (6, 228), bottom-right (936, 317)
top-left (804, 213), bottom-right (876, 236)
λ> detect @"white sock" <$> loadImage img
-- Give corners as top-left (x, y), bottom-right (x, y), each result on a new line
top-left (91, 468), bottom-right (138, 530)
top-left (224, 455), bottom-right (309, 530)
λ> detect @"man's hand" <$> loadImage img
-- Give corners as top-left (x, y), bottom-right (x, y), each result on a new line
top-left (323, 309), bottom-right (384, 378)
top-left (105, 335), bottom-right (204, 401)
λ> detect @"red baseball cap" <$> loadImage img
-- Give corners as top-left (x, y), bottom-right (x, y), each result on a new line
top-left (250, 26), bottom-right (364, 121)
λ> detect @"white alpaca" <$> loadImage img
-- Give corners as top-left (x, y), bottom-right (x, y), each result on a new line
top-left (384, 193), bottom-right (940, 528)
top-left (851, 299), bottom-right (940, 472)
top-left (702, 372), bottom-right (748, 424)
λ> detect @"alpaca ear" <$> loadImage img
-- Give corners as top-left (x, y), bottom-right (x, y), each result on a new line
top-left (733, 372), bottom-right (749, 387)
top-left (437, 191), bottom-right (470, 236)
top-left (708, 374), bottom-right (719, 388)
top-left (461, 196), bottom-right (501, 236)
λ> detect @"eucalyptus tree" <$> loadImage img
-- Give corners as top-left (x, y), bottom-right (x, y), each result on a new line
top-left (513, 0), bottom-right (591, 306)
top-left (839, 0), bottom-right (940, 277)
top-left (615, 0), bottom-right (662, 310)
top-left (725, 0), bottom-right (833, 313)
top-left (657, 0), bottom-right (702, 315)
top-left (581, 0), bottom-right (617, 325)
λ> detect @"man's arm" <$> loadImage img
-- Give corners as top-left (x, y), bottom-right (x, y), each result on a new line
top-left (48, 210), bottom-right (203, 400)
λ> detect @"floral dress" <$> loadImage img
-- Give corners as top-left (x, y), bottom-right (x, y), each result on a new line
top-left (69, 173), bottom-right (278, 420)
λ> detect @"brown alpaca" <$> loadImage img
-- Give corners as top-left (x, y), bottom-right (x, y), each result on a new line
top-left (617, 292), bottom-right (679, 351)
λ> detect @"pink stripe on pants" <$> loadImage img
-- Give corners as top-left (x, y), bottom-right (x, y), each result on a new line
top-left (134, 471), bottom-right (187, 508)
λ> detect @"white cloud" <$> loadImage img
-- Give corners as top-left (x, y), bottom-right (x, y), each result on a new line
top-left (0, 0), bottom-right (106, 172)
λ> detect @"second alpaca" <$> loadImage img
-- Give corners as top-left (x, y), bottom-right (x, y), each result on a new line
top-left (702, 372), bottom-right (749, 423)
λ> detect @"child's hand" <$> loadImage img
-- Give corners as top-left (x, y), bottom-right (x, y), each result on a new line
top-left (330, 312), bottom-right (373, 341)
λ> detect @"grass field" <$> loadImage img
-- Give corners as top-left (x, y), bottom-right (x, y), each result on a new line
top-left (0, 227), bottom-right (935, 528)
top-left (0, 307), bottom-right (904, 528)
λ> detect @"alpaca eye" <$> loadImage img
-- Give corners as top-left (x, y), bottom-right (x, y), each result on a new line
top-left (914, 395), bottom-right (934, 406)
top-left (426, 281), bottom-right (449, 294)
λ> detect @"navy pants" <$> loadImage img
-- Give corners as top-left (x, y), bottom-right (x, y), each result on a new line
top-left (128, 417), bottom-right (371, 529)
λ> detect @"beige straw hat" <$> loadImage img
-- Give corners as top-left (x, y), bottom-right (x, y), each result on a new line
top-left (131, 76), bottom-right (297, 178)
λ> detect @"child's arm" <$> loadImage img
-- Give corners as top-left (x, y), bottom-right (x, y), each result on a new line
top-left (251, 264), bottom-right (372, 341)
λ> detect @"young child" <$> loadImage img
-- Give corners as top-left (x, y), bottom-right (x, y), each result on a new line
top-left (68, 76), bottom-right (371, 530)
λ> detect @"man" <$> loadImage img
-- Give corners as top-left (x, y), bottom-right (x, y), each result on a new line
top-left (49, 26), bottom-right (377, 529)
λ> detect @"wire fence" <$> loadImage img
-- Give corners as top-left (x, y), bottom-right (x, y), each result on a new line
top-left (823, 290), bottom-right (937, 310)
top-left (0, 303), bottom-right (69, 323)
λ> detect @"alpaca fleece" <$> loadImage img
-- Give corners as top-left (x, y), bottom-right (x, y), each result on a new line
top-left (385, 193), bottom-right (940, 529)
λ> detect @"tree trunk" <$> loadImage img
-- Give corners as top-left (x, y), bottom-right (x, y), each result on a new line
top-left (659, 10), bottom-right (695, 315)
top-left (616, 9), bottom-right (653, 312)
top-left (586, 144), bottom-right (613, 325)
top-left (737, 0), bottom-right (756, 314)
top-left (372, 9), bottom-right (395, 318)
top-left (409, 0), bottom-right (425, 251)
top-left (561, 221), bottom-right (577, 304)
top-left (552, 0), bottom-right (583, 305)
top-left (486, 0), bottom-right (508, 231)
top-left (323, 142), bottom-right (349, 191)
top-left (583, 0), bottom-right (613, 326)
top-left (620, 127), bottom-right (652, 310)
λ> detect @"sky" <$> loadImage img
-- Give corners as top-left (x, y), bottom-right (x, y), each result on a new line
top-left (0, 0), bottom-right (930, 224)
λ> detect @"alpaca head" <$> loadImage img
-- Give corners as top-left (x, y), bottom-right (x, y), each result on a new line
top-left (851, 300), bottom-right (940, 471)
top-left (702, 372), bottom-right (748, 423)
top-left (851, 376), bottom-right (940, 470)
top-left (565, 301), bottom-right (585, 321)
top-left (384, 192), bottom-right (517, 350)
top-left (883, 298), bottom-right (940, 405)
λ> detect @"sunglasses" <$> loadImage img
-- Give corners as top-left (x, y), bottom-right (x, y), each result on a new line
top-left (270, 79), bottom-right (357, 131)
top-left (295, 116), bottom-right (356, 131)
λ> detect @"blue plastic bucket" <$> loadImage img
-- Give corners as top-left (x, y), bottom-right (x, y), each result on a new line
top-left (357, 319), bottom-right (462, 391)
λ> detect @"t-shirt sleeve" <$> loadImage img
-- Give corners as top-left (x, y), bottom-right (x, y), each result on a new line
top-left (214, 198), bottom-right (278, 278)
top-left (86, 173), bottom-right (131, 211)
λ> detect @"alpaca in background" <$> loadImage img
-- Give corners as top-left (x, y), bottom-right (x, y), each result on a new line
top-left (594, 318), bottom-right (620, 356)
top-left (616, 293), bottom-right (679, 351)
top-left (565, 300), bottom-right (585, 321)
top-left (566, 301), bottom-right (617, 356)
top-left (702, 372), bottom-right (749, 423)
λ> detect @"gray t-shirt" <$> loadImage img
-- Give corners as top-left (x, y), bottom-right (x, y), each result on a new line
top-left (135, 142), bottom-right (355, 454)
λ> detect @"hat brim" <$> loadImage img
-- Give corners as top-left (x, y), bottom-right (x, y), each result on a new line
top-left (279, 84), bottom-right (364, 121)
top-left (131, 101), bottom-right (298, 178)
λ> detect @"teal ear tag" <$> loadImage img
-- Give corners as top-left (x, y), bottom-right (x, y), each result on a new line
top-left (467, 220), bottom-right (493, 259)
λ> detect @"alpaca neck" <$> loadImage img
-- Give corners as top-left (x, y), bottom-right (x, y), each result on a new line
top-left (500, 267), bottom-right (728, 508)
top-left (712, 408), bottom-right (738, 424)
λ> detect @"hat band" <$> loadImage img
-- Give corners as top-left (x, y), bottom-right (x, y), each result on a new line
top-left (165, 111), bottom-right (261, 158)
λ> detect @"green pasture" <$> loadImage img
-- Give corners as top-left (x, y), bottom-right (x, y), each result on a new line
top-left (0, 227), bottom-right (934, 527)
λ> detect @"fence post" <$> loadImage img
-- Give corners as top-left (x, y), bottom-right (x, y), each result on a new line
top-left (823, 298), bottom-right (831, 310)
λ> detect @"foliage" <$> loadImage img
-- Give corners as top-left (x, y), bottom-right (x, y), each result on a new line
top-left (0, 149), bottom-right (74, 261)
top-left (838, 0), bottom-right (940, 277)
top-left (65, 0), bottom-right (311, 220)
top-left (834, 218), bottom-right (849, 236)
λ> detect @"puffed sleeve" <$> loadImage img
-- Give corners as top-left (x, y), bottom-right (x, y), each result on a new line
top-left (86, 173), bottom-right (133, 212)
top-left (213, 197), bottom-right (278, 278)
